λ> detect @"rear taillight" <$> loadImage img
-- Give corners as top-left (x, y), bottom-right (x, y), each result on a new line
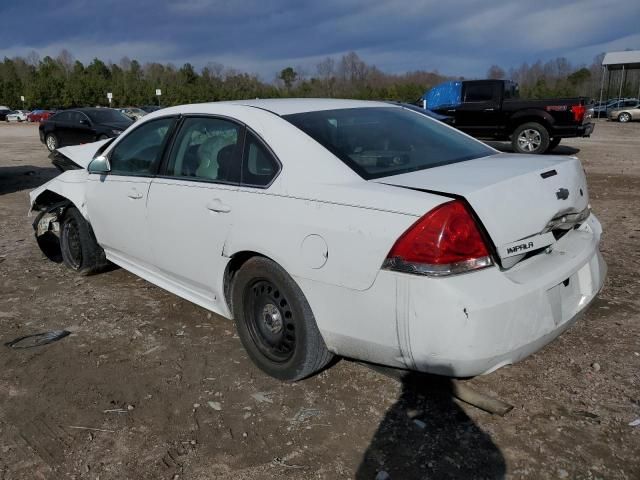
top-left (571, 105), bottom-right (586, 123)
top-left (383, 200), bottom-right (493, 276)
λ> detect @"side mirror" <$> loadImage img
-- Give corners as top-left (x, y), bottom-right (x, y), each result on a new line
top-left (88, 155), bottom-right (111, 174)
top-left (80, 119), bottom-right (91, 126)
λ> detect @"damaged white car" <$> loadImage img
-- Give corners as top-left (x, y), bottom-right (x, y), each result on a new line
top-left (29, 99), bottom-right (606, 380)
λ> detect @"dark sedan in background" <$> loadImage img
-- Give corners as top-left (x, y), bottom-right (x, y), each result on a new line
top-left (39, 107), bottom-right (133, 151)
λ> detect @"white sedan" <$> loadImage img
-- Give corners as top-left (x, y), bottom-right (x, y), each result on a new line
top-left (29, 99), bottom-right (606, 381)
top-left (6, 110), bottom-right (28, 122)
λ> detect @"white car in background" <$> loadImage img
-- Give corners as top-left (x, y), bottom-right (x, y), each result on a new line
top-left (29, 99), bottom-right (606, 381)
top-left (119, 107), bottom-right (147, 121)
top-left (5, 110), bottom-right (29, 122)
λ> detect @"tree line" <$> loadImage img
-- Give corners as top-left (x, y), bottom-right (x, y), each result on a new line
top-left (0, 49), bottom-right (633, 110)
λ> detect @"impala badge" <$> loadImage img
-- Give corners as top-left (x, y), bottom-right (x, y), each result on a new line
top-left (556, 188), bottom-right (569, 200)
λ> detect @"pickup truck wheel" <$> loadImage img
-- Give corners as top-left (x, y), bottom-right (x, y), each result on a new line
top-left (59, 207), bottom-right (108, 275)
top-left (512, 122), bottom-right (549, 154)
top-left (548, 137), bottom-right (561, 151)
top-left (232, 256), bottom-right (333, 381)
top-left (618, 112), bottom-right (631, 123)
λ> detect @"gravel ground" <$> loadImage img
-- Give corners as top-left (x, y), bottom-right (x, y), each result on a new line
top-left (0, 120), bottom-right (638, 480)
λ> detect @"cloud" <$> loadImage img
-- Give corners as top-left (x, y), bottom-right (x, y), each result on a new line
top-left (0, 0), bottom-right (638, 79)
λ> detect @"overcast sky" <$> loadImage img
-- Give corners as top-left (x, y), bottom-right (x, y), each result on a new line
top-left (1, 0), bottom-right (638, 80)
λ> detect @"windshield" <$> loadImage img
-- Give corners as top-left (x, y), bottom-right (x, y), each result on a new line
top-left (283, 107), bottom-right (495, 179)
top-left (86, 109), bottom-right (132, 124)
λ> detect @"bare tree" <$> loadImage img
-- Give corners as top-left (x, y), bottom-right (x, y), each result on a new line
top-left (487, 65), bottom-right (506, 79)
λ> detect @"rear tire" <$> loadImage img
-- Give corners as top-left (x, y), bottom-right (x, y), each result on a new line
top-left (548, 137), bottom-right (561, 151)
top-left (231, 257), bottom-right (333, 381)
top-left (59, 207), bottom-right (108, 275)
top-left (512, 122), bottom-right (550, 154)
top-left (45, 133), bottom-right (58, 152)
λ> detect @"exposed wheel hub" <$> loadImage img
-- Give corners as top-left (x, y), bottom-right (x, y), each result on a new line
top-left (262, 303), bottom-right (283, 334)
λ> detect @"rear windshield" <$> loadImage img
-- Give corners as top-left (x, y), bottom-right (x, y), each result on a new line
top-left (283, 107), bottom-right (494, 179)
top-left (86, 109), bottom-right (132, 124)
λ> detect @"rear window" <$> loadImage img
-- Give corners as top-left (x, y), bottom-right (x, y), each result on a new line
top-left (86, 109), bottom-right (132, 124)
top-left (283, 107), bottom-right (494, 180)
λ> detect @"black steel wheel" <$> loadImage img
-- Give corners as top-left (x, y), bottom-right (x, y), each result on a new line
top-left (59, 207), bottom-right (109, 275)
top-left (244, 279), bottom-right (296, 363)
top-left (61, 216), bottom-right (83, 269)
top-left (232, 256), bottom-right (333, 381)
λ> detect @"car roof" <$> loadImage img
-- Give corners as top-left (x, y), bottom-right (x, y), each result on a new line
top-left (221, 98), bottom-right (394, 116)
top-left (73, 107), bottom-right (113, 113)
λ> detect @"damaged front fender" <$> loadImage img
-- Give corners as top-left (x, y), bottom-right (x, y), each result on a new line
top-left (29, 169), bottom-right (90, 219)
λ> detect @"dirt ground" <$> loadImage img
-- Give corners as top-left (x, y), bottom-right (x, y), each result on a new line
top-left (0, 120), bottom-right (638, 480)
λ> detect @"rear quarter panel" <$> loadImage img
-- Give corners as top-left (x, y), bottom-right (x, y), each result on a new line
top-left (221, 108), bottom-right (450, 292)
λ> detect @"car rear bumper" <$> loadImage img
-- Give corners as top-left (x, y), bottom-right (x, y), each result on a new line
top-left (394, 215), bottom-right (606, 377)
top-left (304, 214), bottom-right (606, 377)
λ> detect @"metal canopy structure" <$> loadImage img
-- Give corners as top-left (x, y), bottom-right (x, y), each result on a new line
top-left (602, 51), bottom-right (640, 70)
top-left (597, 50), bottom-right (640, 118)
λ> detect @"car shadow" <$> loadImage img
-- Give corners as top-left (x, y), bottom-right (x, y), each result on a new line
top-left (485, 141), bottom-right (580, 156)
top-left (356, 368), bottom-right (506, 480)
top-left (0, 165), bottom-right (58, 196)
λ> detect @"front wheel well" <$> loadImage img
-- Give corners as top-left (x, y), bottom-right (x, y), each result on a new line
top-left (32, 190), bottom-right (71, 211)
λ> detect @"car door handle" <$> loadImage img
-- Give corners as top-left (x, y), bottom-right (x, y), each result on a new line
top-left (206, 199), bottom-right (231, 213)
top-left (127, 190), bottom-right (143, 200)
top-left (483, 108), bottom-right (495, 112)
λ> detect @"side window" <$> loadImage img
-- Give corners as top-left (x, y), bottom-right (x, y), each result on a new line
top-left (54, 112), bottom-right (71, 122)
top-left (464, 84), bottom-right (494, 102)
top-left (166, 117), bottom-right (242, 183)
top-left (242, 131), bottom-right (279, 187)
top-left (69, 112), bottom-right (83, 124)
top-left (109, 118), bottom-right (174, 176)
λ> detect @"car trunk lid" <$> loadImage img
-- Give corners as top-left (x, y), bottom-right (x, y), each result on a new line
top-left (373, 153), bottom-right (589, 264)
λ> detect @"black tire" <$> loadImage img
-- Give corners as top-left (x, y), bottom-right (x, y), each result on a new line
top-left (548, 137), bottom-right (561, 151)
top-left (59, 207), bottom-right (108, 275)
top-left (231, 256), bottom-right (333, 381)
top-left (97, 134), bottom-right (109, 141)
top-left (511, 122), bottom-right (550, 154)
top-left (36, 231), bottom-right (63, 263)
top-left (618, 112), bottom-right (631, 123)
top-left (45, 133), bottom-right (58, 152)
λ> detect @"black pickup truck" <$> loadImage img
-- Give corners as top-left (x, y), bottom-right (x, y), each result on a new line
top-left (428, 80), bottom-right (594, 154)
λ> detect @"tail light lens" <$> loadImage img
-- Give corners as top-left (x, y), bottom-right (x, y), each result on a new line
top-left (571, 105), bottom-right (586, 123)
top-left (383, 200), bottom-right (493, 276)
